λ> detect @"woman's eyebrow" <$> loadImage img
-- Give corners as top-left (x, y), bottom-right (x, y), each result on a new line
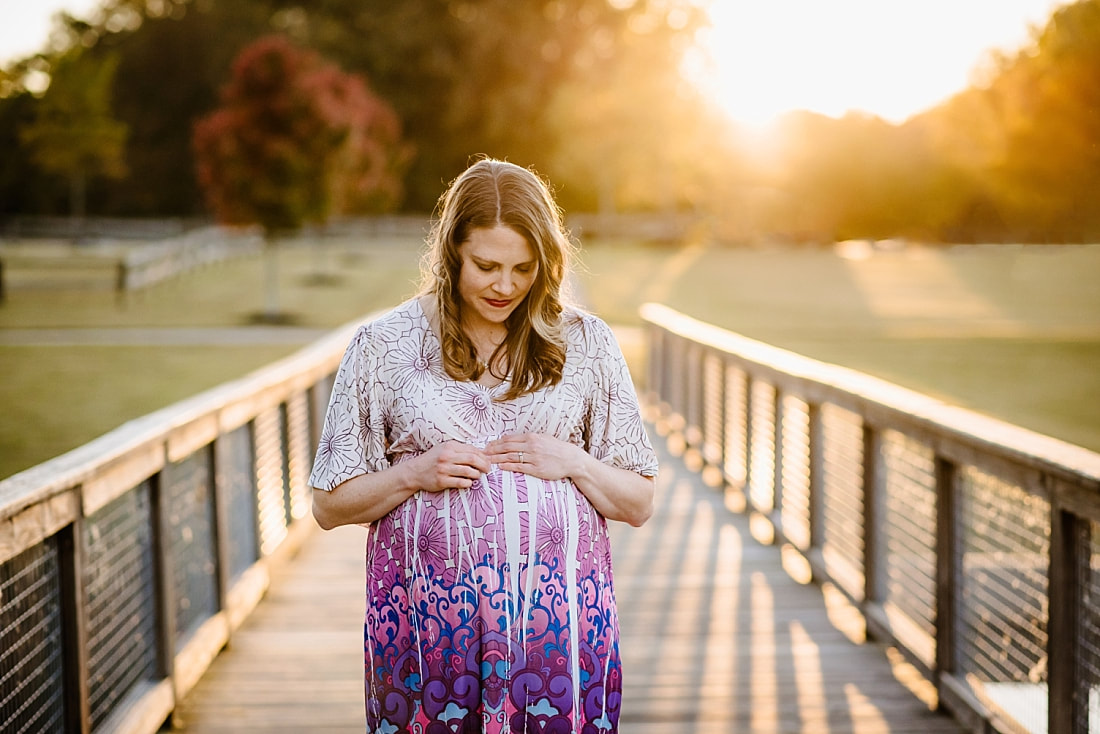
top-left (471, 255), bottom-right (537, 267)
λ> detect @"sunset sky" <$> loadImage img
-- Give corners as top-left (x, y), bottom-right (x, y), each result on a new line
top-left (691, 0), bottom-right (1067, 124)
top-left (0, 0), bottom-right (1070, 124)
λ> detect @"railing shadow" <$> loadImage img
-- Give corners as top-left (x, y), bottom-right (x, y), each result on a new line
top-left (610, 425), bottom-right (960, 732)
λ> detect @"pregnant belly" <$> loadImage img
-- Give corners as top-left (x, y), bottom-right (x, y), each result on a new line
top-left (370, 468), bottom-right (605, 584)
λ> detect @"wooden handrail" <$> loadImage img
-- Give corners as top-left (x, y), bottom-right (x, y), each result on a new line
top-left (640, 303), bottom-right (1100, 487)
top-left (641, 302), bottom-right (1100, 734)
top-left (0, 313), bottom-right (375, 734)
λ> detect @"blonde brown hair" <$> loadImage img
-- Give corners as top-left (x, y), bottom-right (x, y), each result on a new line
top-left (419, 158), bottom-right (574, 400)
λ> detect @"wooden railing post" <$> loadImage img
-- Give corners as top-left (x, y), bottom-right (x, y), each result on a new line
top-left (862, 424), bottom-right (882, 607)
top-left (808, 402), bottom-right (825, 553)
top-left (772, 388), bottom-right (785, 530)
top-left (58, 522), bottom-right (91, 733)
top-left (934, 456), bottom-right (958, 693)
top-left (684, 343), bottom-right (701, 449)
top-left (211, 436), bottom-right (232, 628)
top-left (149, 472), bottom-right (177, 706)
top-left (1048, 491), bottom-right (1082, 734)
top-left (714, 353), bottom-right (728, 473)
top-left (741, 373), bottom-right (755, 504)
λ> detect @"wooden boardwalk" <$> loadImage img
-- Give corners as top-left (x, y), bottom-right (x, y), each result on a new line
top-left (172, 434), bottom-right (967, 734)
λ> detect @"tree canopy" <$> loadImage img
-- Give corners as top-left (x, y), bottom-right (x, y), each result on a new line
top-left (192, 34), bottom-right (408, 232)
top-left (16, 47), bottom-right (128, 219)
top-left (0, 0), bottom-right (1097, 243)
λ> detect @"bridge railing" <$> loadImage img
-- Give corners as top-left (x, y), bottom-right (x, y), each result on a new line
top-left (0, 317), bottom-right (365, 733)
top-left (642, 303), bottom-right (1100, 734)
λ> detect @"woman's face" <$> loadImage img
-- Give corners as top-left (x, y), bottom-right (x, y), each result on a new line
top-left (456, 225), bottom-right (538, 332)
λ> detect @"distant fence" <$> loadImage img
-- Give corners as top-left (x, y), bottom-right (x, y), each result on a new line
top-left (567, 212), bottom-right (701, 242)
top-left (306, 214), bottom-right (430, 239)
top-left (0, 226), bottom-right (261, 300)
top-left (0, 314), bottom-right (365, 733)
top-left (0, 217), bottom-right (432, 301)
top-left (642, 303), bottom-right (1100, 734)
top-left (0, 216), bottom-right (205, 241)
top-left (116, 226), bottom-right (262, 291)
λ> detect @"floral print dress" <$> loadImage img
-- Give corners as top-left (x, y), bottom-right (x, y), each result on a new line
top-left (310, 299), bottom-right (658, 734)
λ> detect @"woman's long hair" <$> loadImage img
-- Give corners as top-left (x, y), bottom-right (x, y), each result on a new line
top-left (419, 158), bottom-right (575, 400)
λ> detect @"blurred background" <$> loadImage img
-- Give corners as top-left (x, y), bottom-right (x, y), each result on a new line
top-left (0, 0), bottom-right (1098, 478)
top-left (1, 0), bottom-right (1096, 241)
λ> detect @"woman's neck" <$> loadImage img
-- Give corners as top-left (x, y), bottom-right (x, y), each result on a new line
top-left (419, 294), bottom-right (507, 379)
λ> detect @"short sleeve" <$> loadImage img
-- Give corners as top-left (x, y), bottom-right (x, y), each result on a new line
top-left (582, 316), bottom-right (659, 478)
top-left (309, 323), bottom-right (389, 491)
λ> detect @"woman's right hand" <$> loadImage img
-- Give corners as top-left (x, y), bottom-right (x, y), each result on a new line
top-left (412, 440), bottom-right (491, 492)
top-left (313, 441), bottom-right (491, 529)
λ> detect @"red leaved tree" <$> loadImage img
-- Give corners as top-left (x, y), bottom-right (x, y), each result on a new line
top-left (193, 35), bottom-right (410, 320)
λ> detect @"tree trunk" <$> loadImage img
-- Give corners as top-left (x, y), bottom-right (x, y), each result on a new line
top-left (263, 234), bottom-right (280, 321)
top-left (70, 169), bottom-right (87, 240)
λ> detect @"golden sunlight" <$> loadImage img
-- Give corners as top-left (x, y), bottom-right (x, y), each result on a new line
top-left (688, 0), bottom-right (1066, 127)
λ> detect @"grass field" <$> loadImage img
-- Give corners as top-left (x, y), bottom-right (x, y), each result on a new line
top-left (577, 241), bottom-right (1100, 453)
top-left (2, 236), bottom-right (1097, 480)
top-left (0, 239), bottom-right (425, 479)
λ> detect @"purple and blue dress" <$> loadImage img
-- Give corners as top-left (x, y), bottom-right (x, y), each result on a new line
top-left (310, 299), bottom-right (658, 734)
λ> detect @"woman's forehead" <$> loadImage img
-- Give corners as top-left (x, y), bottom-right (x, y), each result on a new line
top-left (460, 225), bottom-right (535, 262)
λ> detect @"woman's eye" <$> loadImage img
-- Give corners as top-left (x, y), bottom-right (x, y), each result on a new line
top-left (477, 263), bottom-right (494, 272)
top-left (516, 265), bottom-right (534, 274)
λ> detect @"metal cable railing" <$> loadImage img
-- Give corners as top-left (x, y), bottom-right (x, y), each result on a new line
top-left (0, 315), bottom-right (366, 733)
top-left (642, 302), bottom-right (1100, 734)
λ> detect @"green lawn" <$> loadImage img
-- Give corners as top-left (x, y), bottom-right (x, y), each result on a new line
top-left (0, 238), bottom-right (424, 329)
top-left (1, 345), bottom-right (297, 476)
top-left (2, 236), bottom-right (1098, 480)
top-left (0, 239), bottom-right (424, 479)
top-left (577, 241), bottom-right (1100, 453)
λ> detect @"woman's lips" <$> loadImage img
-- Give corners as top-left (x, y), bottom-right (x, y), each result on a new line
top-left (484, 298), bottom-right (512, 308)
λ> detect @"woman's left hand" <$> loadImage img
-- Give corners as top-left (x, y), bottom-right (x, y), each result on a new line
top-left (488, 432), bottom-right (654, 526)
top-left (486, 433), bottom-right (582, 481)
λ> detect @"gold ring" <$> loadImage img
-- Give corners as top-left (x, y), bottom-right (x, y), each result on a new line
top-left (518, 452), bottom-right (524, 463)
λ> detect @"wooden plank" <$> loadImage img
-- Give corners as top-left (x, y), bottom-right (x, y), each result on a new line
top-left (96, 680), bottom-right (174, 734)
top-left (167, 414), bottom-right (219, 463)
top-left (82, 442), bottom-right (164, 516)
top-left (175, 613), bottom-right (230, 702)
top-left (0, 488), bottom-right (79, 563)
top-left (172, 523), bottom-right (364, 733)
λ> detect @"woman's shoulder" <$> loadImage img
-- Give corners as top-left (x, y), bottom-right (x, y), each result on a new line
top-left (562, 307), bottom-right (617, 350)
top-left (351, 298), bottom-right (429, 347)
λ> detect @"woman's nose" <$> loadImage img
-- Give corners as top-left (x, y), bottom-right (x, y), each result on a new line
top-left (493, 272), bottom-right (515, 295)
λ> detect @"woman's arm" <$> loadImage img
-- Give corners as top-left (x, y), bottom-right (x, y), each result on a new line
top-left (312, 441), bottom-right (491, 529)
top-left (486, 434), bottom-right (655, 527)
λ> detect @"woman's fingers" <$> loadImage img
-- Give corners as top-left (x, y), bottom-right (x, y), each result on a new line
top-left (448, 444), bottom-right (492, 473)
top-left (485, 436), bottom-right (527, 469)
top-left (485, 434), bottom-right (528, 456)
top-left (421, 441), bottom-right (490, 491)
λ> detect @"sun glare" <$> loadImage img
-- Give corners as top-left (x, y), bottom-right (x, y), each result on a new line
top-left (689, 0), bottom-right (1065, 128)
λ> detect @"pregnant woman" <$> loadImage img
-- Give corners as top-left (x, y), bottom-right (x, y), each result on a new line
top-left (309, 157), bottom-right (658, 733)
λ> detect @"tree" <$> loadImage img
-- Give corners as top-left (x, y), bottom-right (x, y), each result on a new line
top-left (17, 47), bottom-right (128, 224)
top-left (288, 0), bottom-right (706, 210)
top-left (910, 0), bottom-right (1100, 242)
top-left (1, 0), bottom-right (706, 218)
top-left (192, 34), bottom-right (409, 321)
top-left (993, 0), bottom-right (1100, 240)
